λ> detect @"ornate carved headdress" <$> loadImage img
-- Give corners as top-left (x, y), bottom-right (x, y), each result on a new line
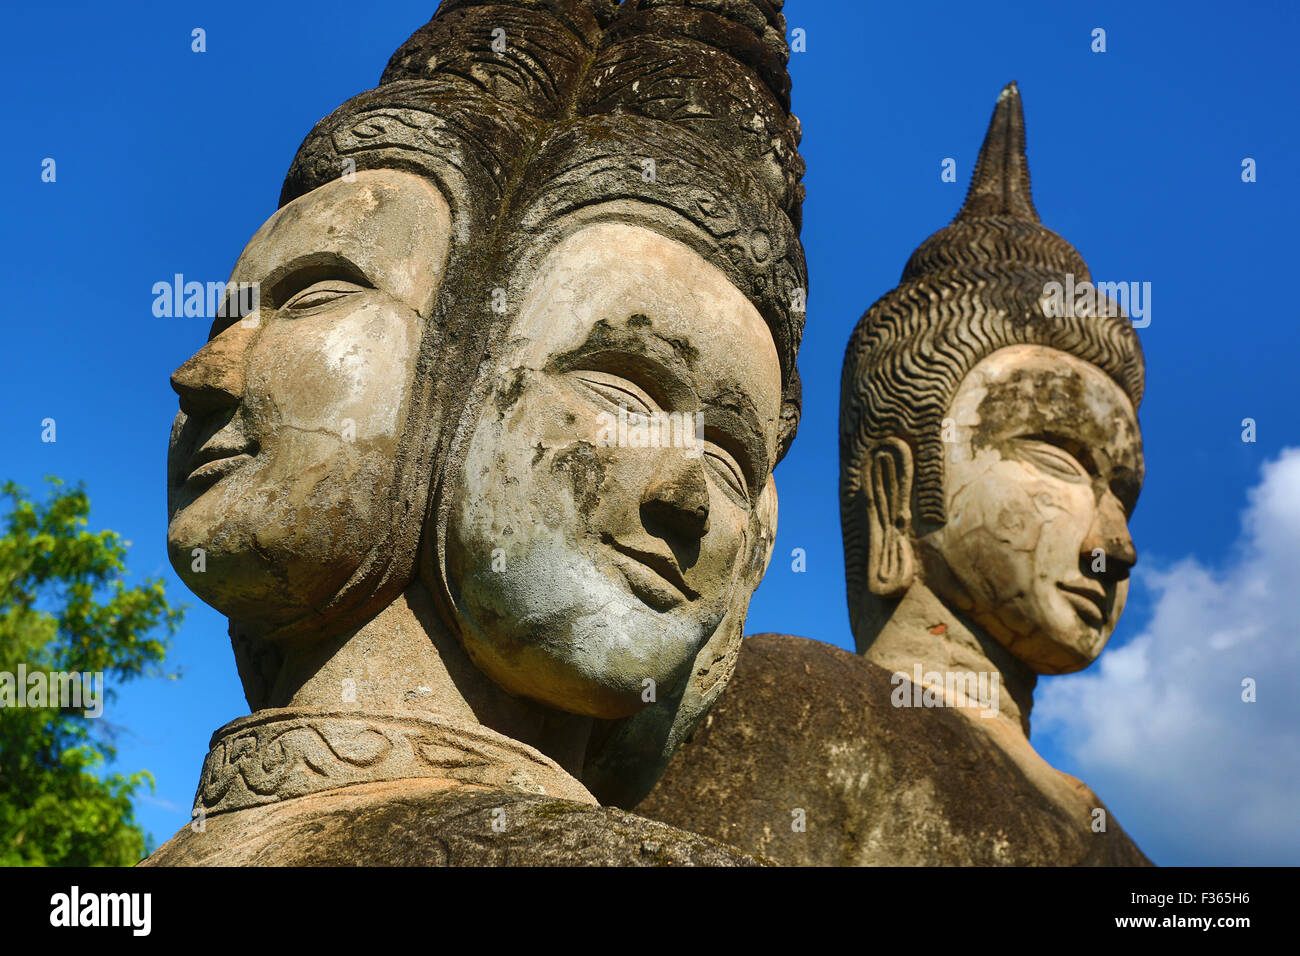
top-left (281, 0), bottom-right (806, 456)
top-left (839, 82), bottom-right (1144, 640)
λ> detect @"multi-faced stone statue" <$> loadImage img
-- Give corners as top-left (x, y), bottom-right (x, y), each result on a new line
top-left (639, 83), bottom-right (1153, 866)
top-left (146, 0), bottom-right (807, 866)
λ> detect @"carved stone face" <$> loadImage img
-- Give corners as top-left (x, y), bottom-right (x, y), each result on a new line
top-left (920, 344), bottom-right (1144, 673)
top-left (166, 170), bottom-right (452, 636)
top-left (445, 222), bottom-right (781, 720)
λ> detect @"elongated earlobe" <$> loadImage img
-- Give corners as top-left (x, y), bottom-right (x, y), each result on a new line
top-left (866, 438), bottom-right (915, 596)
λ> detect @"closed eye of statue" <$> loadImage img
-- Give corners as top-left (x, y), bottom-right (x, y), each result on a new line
top-left (282, 279), bottom-right (370, 314)
top-left (569, 370), bottom-right (658, 417)
top-left (1014, 435), bottom-right (1091, 481)
top-left (704, 443), bottom-right (748, 502)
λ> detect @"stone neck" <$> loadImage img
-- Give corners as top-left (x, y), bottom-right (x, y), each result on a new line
top-left (254, 579), bottom-right (597, 784)
top-left (863, 583), bottom-right (1038, 737)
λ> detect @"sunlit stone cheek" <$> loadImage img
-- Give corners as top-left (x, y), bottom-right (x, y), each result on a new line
top-left (932, 431), bottom-right (1102, 654)
top-left (246, 305), bottom-right (415, 462)
top-left (455, 372), bottom-right (595, 542)
top-left (946, 453), bottom-right (1045, 550)
top-left (936, 453), bottom-right (1046, 603)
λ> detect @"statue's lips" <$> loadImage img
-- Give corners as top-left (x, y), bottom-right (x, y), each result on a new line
top-left (1057, 581), bottom-right (1107, 626)
top-left (183, 445), bottom-right (256, 489)
top-left (605, 539), bottom-right (699, 608)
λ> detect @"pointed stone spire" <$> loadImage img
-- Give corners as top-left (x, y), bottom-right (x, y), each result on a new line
top-left (900, 81), bottom-right (1083, 285)
top-left (956, 81), bottom-right (1039, 223)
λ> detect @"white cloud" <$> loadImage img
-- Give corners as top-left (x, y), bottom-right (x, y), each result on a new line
top-left (1035, 448), bottom-right (1300, 865)
top-left (135, 793), bottom-right (182, 814)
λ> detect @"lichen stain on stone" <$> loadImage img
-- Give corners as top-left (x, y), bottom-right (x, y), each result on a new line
top-left (657, 332), bottom-right (700, 368)
top-left (493, 367), bottom-right (528, 418)
top-left (546, 317), bottom-right (701, 375)
top-left (549, 441), bottom-right (606, 516)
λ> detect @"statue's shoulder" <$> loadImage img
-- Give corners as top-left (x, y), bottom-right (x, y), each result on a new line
top-left (637, 633), bottom-right (1151, 866)
top-left (141, 779), bottom-right (764, 867)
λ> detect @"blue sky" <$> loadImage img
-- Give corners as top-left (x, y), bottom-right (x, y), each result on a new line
top-left (3, 0), bottom-right (1297, 865)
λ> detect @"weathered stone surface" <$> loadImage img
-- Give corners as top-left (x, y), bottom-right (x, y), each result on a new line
top-left (145, 783), bottom-right (765, 867)
top-left (638, 633), bottom-right (1151, 866)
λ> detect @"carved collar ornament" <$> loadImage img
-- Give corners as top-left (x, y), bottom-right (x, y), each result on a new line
top-left (194, 708), bottom-right (597, 817)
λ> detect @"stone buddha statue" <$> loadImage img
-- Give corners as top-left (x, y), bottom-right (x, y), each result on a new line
top-left (145, 0), bottom-right (807, 866)
top-left (637, 83), bottom-right (1153, 865)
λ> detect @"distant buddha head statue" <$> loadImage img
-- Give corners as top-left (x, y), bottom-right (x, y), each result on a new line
top-left (165, 0), bottom-right (805, 800)
top-left (840, 83), bottom-right (1145, 676)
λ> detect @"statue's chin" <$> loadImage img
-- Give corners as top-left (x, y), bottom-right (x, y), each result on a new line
top-left (496, 667), bottom-right (650, 720)
top-left (168, 549), bottom-right (267, 624)
top-left (165, 526), bottom-right (330, 637)
top-left (457, 612), bottom-right (698, 721)
top-left (448, 539), bottom-right (714, 720)
top-left (994, 623), bottom-right (1108, 675)
top-left (948, 585), bottom-right (1109, 675)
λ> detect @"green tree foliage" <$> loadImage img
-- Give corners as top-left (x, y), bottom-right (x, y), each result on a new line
top-left (0, 478), bottom-right (182, 865)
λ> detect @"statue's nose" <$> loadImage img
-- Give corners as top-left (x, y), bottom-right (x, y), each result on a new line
top-left (170, 323), bottom-right (253, 418)
top-left (1081, 492), bottom-right (1137, 578)
top-left (641, 458), bottom-right (711, 542)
